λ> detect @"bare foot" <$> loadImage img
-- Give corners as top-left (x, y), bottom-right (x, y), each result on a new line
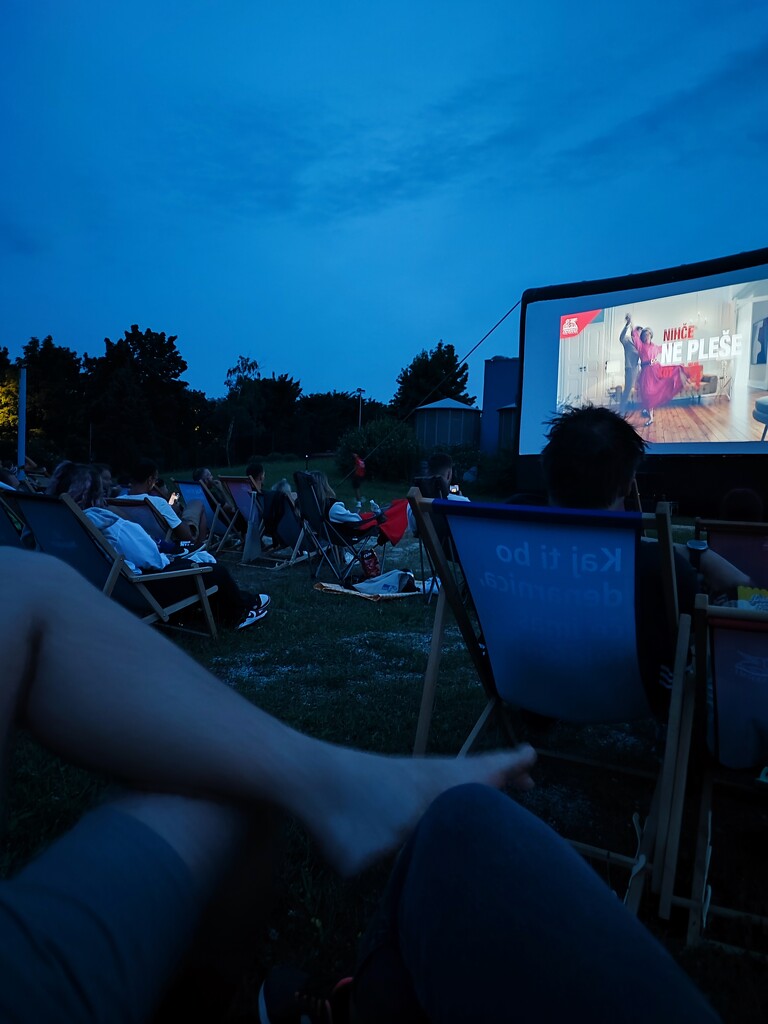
top-left (297, 745), bottom-right (537, 876)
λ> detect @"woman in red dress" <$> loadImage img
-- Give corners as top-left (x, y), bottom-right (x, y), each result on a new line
top-left (632, 324), bottom-right (689, 427)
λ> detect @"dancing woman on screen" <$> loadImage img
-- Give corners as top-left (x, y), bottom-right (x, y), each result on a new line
top-left (629, 317), bottom-right (689, 427)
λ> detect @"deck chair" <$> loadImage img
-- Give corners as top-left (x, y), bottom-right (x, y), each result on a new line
top-left (694, 518), bottom-right (768, 588)
top-left (409, 492), bottom-right (694, 913)
top-left (219, 476), bottom-right (258, 524)
top-left (106, 497), bottom-right (173, 542)
top-left (0, 496), bottom-right (24, 546)
top-left (410, 475), bottom-right (453, 599)
top-left (246, 490), bottom-right (311, 570)
top-left (663, 594), bottom-right (768, 944)
top-left (11, 492), bottom-right (219, 638)
top-left (173, 479), bottom-right (235, 553)
top-left (293, 471), bottom-right (381, 583)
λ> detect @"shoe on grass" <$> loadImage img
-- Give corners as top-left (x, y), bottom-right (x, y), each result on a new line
top-left (236, 594), bottom-right (270, 630)
top-left (258, 966), bottom-right (352, 1024)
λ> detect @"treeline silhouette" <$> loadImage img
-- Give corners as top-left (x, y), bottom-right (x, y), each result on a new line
top-left (0, 327), bottom-right (389, 470)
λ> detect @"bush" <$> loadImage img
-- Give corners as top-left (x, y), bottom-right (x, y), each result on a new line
top-left (336, 418), bottom-right (419, 483)
top-left (478, 449), bottom-right (519, 497)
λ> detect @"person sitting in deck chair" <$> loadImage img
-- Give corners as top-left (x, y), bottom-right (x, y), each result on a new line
top-left (124, 457), bottom-right (206, 544)
top-left (540, 405), bottom-right (750, 704)
top-left (192, 467), bottom-right (236, 519)
top-left (308, 470), bottom-right (383, 539)
top-left (0, 550), bottom-right (721, 1024)
top-left (54, 464), bottom-right (270, 631)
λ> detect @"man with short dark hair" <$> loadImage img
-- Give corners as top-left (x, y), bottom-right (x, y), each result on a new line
top-left (540, 405), bottom-right (749, 703)
top-left (426, 452), bottom-right (454, 485)
top-left (246, 462), bottom-right (265, 493)
top-left (125, 458), bottom-right (204, 543)
top-left (541, 405), bottom-right (644, 511)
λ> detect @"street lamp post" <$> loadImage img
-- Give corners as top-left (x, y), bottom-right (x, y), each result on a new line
top-left (355, 387), bottom-right (365, 428)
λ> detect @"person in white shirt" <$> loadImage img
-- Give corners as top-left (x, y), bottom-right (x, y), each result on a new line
top-left (55, 464), bottom-right (270, 630)
top-left (125, 457), bottom-right (205, 543)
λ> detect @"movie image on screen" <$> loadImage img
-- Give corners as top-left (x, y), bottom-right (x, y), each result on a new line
top-left (557, 279), bottom-right (768, 440)
top-left (518, 251), bottom-right (768, 457)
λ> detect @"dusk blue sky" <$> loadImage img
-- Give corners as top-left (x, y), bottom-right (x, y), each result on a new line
top-left (2, 1), bottom-right (768, 405)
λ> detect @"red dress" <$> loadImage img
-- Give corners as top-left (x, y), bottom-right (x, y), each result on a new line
top-left (633, 331), bottom-right (687, 409)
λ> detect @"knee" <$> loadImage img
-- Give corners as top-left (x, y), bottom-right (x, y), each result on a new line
top-left (415, 783), bottom-right (519, 850)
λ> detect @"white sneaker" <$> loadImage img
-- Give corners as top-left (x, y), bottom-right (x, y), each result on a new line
top-left (236, 594), bottom-right (271, 629)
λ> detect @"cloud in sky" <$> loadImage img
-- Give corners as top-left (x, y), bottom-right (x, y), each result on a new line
top-left (2, 1), bottom-right (768, 403)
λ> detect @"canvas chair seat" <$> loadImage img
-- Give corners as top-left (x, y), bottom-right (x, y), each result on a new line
top-left (0, 497), bottom-right (24, 547)
top-left (11, 492), bottom-right (219, 638)
top-left (408, 490), bottom-right (695, 916)
top-left (106, 497), bottom-right (173, 543)
top-left (661, 594), bottom-right (768, 947)
top-left (694, 517), bottom-right (768, 589)
top-left (173, 479), bottom-right (235, 553)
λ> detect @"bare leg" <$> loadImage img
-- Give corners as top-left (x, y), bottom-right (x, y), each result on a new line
top-left (0, 550), bottom-right (536, 875)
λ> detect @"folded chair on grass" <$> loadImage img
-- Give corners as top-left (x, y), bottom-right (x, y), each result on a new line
top-left (408, 492), bottom-right (694, 914)
top-left (106, 497), bottom-right (173, 543)
top-left (661, 594), bottom-right (768, 948)
top-left (293, 471), bottom-right (381, 583)
top-left (173, 479), bottom-right (235, 553)
top-left (11, 492), bottom-right (219, 638)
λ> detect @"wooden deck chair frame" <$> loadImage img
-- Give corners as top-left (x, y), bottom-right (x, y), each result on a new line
top-left (411, 476), bottom-right (456, 603)
top-left (0, 496), bottom-right (24, 546)
top-left (106, 497), bottom-right (173, 543)
top-left (408, 490), bottom-right (695, 913)
top-left (293, 471), bottom-right (352, 581)
top-left (219, 476), bottom-right (260, 524)
top-left (12, 492), bottom-right (219, 638)
top-left (172, 479), bottom-right (234, 554)
top-left (662, 594), bottom-right (768, 947)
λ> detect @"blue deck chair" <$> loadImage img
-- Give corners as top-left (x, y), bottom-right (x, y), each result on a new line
top-left (12, 492), bottom-right (219, 638)
top-left (106, 497), bottom-right (173, 542)
top-left (173, 479), bottom-right (235, 553)
top-left (0, 496), bottom-right (24, 546)
top-left (408, 492), bottom-right (694, 914)
top-left (245, 490), bottom-right (310, 571)
top-left (662, 595), bottom-right (768, 944)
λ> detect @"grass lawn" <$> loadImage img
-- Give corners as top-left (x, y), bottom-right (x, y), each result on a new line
top-left (2, 472), bottom-right (767, 1022)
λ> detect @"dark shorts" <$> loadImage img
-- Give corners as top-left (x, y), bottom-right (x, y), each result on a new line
top-left (0, 806), bottom-right (197, 1024)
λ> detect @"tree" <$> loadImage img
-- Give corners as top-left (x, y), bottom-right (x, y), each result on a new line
top-left (390, 340), bottom-right (475, 419)
top-left (291, 391), bottom-right (389, 454)
top-left (20, 337), bottom-right (87, 458)
top-left (336, 417), bottom-right (419, 482)
top-left (83, 325), bottom-right (195, 469)
top-left (257, 373), bottom-right (302, 452)
top-left (221, 357), bottom-right (302, 461)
